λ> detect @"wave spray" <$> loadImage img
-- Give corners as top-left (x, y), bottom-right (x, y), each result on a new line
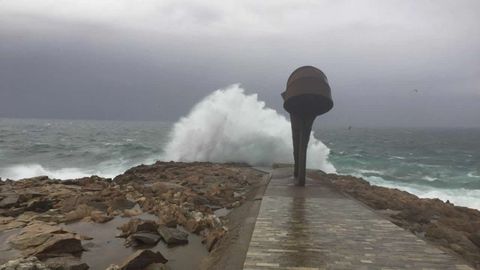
top-left (162, 84), bottom-right (336, 173)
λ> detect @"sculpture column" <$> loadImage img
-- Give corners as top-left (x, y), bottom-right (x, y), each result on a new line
top-left (282, 66), bottom-right (333, 186)
top-left (291, 114), bottom-right (314, 186)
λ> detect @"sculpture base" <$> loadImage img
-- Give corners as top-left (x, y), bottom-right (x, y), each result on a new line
top-left (294, 176), bottom-right (306, 186)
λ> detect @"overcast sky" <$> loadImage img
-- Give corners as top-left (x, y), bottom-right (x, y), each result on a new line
top-left (1, 0), bottom-right (479, 127)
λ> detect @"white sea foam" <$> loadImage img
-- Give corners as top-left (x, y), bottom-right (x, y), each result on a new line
top-left (0, 164), bottom-right (118, 180)
top-left (421, 175), bottom-right (438, 181)
top-left (358, 169), bottom-right (385, 175)
top-left (1, 164), bottom-right (89, 180)
top-left (359, 175), bottom-right (480, 210)
top-left (162, 84), bottom-right (336, 173)
top-left (467, 172), bottom-right (480, 178)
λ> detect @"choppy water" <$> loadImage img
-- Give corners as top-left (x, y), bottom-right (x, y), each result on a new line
top-left (0, 87), bottom-right (478, 209)
top-left (319, 127), bottom-right (480, 210)
top-left (0, 118), bottom-right (171, 179)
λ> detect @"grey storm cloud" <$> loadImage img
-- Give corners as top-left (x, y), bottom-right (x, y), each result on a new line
top-left (0, 0), bottom-right (479, 127)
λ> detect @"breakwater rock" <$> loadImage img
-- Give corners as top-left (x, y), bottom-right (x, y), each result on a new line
top-left (0, 162), bottom-right (266, 269)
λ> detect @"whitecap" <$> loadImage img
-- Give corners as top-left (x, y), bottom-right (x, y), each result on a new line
top-left (357, 169), bottom-right (385, 175)
top-left (421, 176), bottom-right (438, 181)
top-left (0, 164), bottom-right (90, 180)
top-left (467, 172), bottom-right (480, 178)
top-left (0, 164), bottom-right (119, 180)
top-left (359, 175), bottom-right (480, 210)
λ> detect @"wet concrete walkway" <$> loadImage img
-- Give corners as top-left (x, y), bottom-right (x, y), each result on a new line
top-left (243, 168), bottom-right (474, 270)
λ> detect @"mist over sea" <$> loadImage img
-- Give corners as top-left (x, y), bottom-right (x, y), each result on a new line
top-left (1, 86), bottom-right (479, 210)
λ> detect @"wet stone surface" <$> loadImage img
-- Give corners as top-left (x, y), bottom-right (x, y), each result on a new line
top-left (243, 169), bottom-right (474, 270)
top-left (0, 162), bottom-right (266, 269)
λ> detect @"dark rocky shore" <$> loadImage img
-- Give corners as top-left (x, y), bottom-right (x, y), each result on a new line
top-left (1, 162), bottom-right (479, 269)
top-left (0, 162), bottom-right (266, 270)
top-left (309, 171), bottom-right (480, 269)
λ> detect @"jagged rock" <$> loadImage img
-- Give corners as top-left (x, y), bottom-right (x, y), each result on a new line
top-left (184, 219), bottom-right (201, 233)
top-left (0, 220), bottom-right (26, 231)
top-left (118, 218), bottom-right (158, 237)
top-left (157, 226), bottom-right (188, 245)
top-left (63, 205), bottom-right (93, 222)
top-left (60, 196), bottom-right (81, 212)
top-left (72, 175), bottom-right (109, 186)
top-left (90, 211), bottom-right (113, 223)
top-left (107, 262), bottom-right (169, 270)
top-left (144, 264), bottom-right (169, 270)
top-left (0, 257), bottom-right (49, 270)
top-left (15, 210), bottom-right (62, 224)
top-left (0, 162), bottom-right (266, 268)
top-left (82, 185), bottom-right (104, 192)
top-left (129, 232), bottom-right (161, 246)
top-left (122, 208), bottom-right (142, 217)
top-left (0, 216), bottom-right (14, 224)
top-left (85, 201), bottom-right (108, 212)
top-left (202, 228), bottom-right (225, 252)
top-left (0, 206), bottom-right (27, 217)
top-left (32, 234), bottom-right (84, 259)
top-left (33, 211), bottom-right (64, 223)
top-left (469, 231), bottom-right (480, 248)
top-left (20, 190), bottom-right (44, 202)
top-left (21, 176), bottom-right (50, 182)
top-left (157, 215), bottom-right (177, 228)
top-left (113, 174), bottom-right (148, 185)
top-left (9, 222), bottom-right (65, 250)
top-left (192, 196), bottom-right (209, 206)
top-left (109, 198), bottom-right (136, 211)
top-left (43, 255), bottom-right (89, 270)
top-left (8, 222), bottom-right (84, 258)
top-left (0, 193), bottom-right (20, 208)
top-left (151, 183), bottom-right (168, 195)
top-left (136, 197), bottom-right (153, 212)
top-left (228, 201), bottom-right (241, 208)
top-left (176, 211), bottom-right (188, 224)
top-left (117, 250), bottom-right (167, 270)
top-left (25, 199), bottom-right (54, 213)
top-left (157, 207), bottom-right (182, 228)
top-left (184, 211), bottom-right (216, 234)
top-left (16, 211), bottom-right (38, 223)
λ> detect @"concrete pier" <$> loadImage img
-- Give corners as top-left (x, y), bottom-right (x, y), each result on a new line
top-left (243, 168), bottom-right (473, 270)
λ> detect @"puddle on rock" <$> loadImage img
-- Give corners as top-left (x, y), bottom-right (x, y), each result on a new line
top-left (64, 213), bottom-right (208, 269)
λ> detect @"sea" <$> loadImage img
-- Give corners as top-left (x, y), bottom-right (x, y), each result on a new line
top-left (1, 85), bottom-right (479, 210)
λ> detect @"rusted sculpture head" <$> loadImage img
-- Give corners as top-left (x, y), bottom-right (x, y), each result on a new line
top-left (281, 66), bottom-right (333, 116)
top-left (282, 66), bottom-right (333, 186)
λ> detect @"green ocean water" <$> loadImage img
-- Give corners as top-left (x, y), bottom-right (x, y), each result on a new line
top-left (0, 118), bottom-right (171, 179)
top-left (1, 117), bottom-right (478, 209)
top-left (319, 127), bottom-right (480, 209)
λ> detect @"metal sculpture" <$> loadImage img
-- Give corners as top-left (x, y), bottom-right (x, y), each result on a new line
top-left (281, 66), bottom-right (333, 186)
